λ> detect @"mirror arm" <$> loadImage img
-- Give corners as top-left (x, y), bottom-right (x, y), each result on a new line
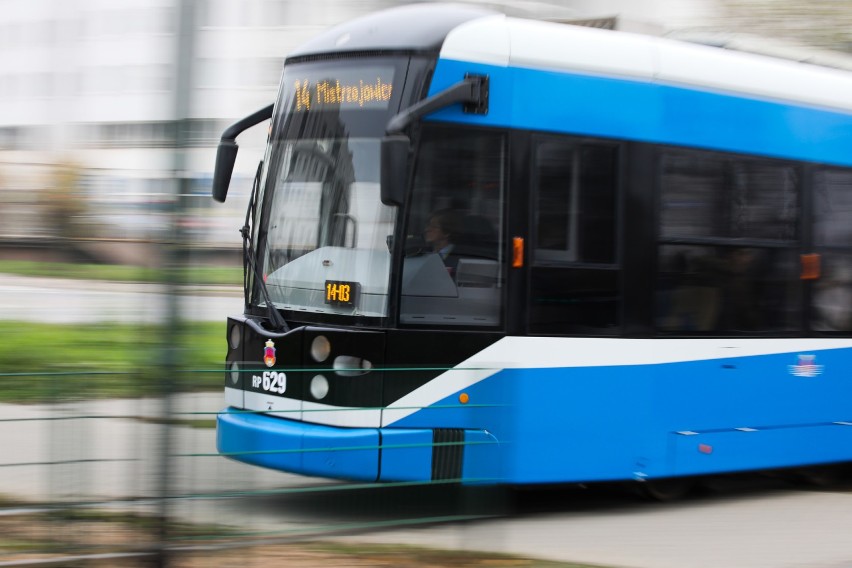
top-left (222, 103), bottom-right (274, 141)
top-left (385, 74), bottom-right (488, 135)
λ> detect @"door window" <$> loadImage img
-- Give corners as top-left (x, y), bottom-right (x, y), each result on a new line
top-left (400, 127), bottom-right (506, 327)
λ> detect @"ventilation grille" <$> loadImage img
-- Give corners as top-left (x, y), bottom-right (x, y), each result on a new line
top-left (431, 428), bottom-right (464, 481)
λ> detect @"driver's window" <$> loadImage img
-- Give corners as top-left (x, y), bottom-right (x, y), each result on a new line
top-left (400, 127), bottom-right (505, 326)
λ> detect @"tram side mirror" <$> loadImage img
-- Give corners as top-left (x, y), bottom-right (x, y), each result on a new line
top-left (380, 135), bottom-right (410, 207)
top-left (212, 140), bottom-right (239, 203)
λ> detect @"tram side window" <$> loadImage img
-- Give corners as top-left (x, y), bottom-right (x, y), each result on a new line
top-left (659, 154), bottom-right (798, 241)
top-left (399, 127), bottom-right (505, 327)
top-left (534, 142), bottom-right (617, 263)
top-left (528, 139), bottom-right (619, 335)
top-left (812, 168), bottom-right (852, 331)
top-left (657, 151), bottom-right (801, 334)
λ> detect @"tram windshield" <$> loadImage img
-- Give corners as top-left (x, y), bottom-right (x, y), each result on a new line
top-left (256, 57), bottom-right (506, 327)
top-left (259, 58), bottom-right (406, 319)
top-left (262, 137), bottom-right (394, 317)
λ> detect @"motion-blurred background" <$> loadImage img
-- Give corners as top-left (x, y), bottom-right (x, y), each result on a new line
top-left (1, 1), bottom-right (852, 566)
top-left (1, 0), bottom-right (850, 266)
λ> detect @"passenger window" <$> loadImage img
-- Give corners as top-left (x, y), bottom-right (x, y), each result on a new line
top-left (812, 169), bottom-right (852, 331)
top-left (657, 244), bottom-right (799, 333)
top-left (534, 142), bottom-right (617, 264)
top-left (814, 169), bottom-right (852, 247)
top-left (528, 138), bottom-right (620, 335)
top-left (657, 150), bottom-right (801, 334)
top-left (660, 153), bottom-right (798, 242)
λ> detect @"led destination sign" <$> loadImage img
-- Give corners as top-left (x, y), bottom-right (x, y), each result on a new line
top-left (295, 78), bottom-right (393, 111)
top-left (287, 66), bottom-right (396, 112)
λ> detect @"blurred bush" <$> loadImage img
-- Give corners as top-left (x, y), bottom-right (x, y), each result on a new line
top-left (40, 162), bottom-right (87, 241)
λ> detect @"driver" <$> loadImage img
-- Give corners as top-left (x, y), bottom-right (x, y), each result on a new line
top-left (423, 208), bottom-right (463, 274)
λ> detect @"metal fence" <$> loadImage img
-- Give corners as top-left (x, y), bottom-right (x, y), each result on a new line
top-left (0, 152), bottom-right (504, 566)
top-left (0, 361), bottom-right (509, 567)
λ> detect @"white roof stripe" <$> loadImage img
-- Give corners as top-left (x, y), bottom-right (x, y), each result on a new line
top-left (654, 35), bottom-right (852, 114)
top-left (439, 14), bottom-right (510, 67)
top-left (439, 16), bottom-right (852, 114)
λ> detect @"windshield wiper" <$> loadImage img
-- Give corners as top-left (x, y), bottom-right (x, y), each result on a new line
top-left (242, 161), bottom-right (289, 332)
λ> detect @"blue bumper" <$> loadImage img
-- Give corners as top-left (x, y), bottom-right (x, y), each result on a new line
top-left (217, 408), bottom-right (499, 483)
top-left (217, 408), bottom-right (383, 481)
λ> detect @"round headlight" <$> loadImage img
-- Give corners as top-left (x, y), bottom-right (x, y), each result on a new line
top-left (228, 324), bottom-right (241, 350)
top-left (229, 361), bottom-right (240, 385)
top-left (310, 374), bottom-right (329, 400)
top-left (310, 335), bottom-right (331, 363)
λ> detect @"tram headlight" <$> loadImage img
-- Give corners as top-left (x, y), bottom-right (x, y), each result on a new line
top-left (229, 361), bottom-right (241, 385)
top-left (228, 324), bottom-right (242, 350)
top-left (333, 355), bottom-right (372, 376)
top-left (310, 374), bottom-right (329, 400)
top-left (310, 335), bottom-right (331, 362)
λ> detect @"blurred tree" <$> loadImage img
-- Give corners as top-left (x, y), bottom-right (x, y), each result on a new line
top-left (718, 0), bottom-right (852, 51)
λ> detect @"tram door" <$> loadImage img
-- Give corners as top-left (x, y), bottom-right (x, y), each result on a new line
top-left (524, 137), bottom-right (621, 336)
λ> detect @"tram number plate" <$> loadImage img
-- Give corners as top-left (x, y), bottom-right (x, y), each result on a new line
top-left (325, 280), bottom-right (359, 307)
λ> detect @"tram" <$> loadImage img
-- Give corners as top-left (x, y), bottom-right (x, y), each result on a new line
top-left (212, 4), bottom-right (852, 493)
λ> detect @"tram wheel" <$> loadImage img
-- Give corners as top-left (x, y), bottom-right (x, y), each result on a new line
top-left (633, 477), bottom-right (696, 502)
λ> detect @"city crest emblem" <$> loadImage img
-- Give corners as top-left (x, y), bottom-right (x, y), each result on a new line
top-left (263, 339), bottom-right (276, 368)
top-left (788, 354), bottom-right (823, 378)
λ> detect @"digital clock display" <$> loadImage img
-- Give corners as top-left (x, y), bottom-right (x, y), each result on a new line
top-left (325, 280), bottom-right (360, 307)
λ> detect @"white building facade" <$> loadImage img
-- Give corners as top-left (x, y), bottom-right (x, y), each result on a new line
top-left (0, 0), bottom-right (754, 247)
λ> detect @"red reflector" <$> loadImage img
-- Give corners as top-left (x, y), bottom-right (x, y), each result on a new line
top-left (699, 444), bottom-right (713, 454)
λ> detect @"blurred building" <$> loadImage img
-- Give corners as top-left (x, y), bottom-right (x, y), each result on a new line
top-left (1, 0), bottom-right (848, 257)
top-left (0, 0), bottom-right (398, 252)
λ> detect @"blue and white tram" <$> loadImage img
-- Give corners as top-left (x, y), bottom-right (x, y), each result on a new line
top-left (212, 4), bottom-right (852, 490)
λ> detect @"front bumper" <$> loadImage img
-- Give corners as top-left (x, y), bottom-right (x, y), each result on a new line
top-left (217, 407), bottom-right (499, 483)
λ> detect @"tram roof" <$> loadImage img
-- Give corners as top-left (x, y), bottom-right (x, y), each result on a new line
top-left (289, 3), bottom-right (852, 115)
top-left (287, 3), bottom-right (498, 58)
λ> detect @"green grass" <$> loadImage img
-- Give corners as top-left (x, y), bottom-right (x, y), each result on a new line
top-left (0, 259), bottom-right (242, 286)
top-left (0, 321), bottom-right (227, 402)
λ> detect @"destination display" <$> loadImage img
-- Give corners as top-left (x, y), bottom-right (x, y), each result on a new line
top-left (287, 66), bottom-right (396, 112)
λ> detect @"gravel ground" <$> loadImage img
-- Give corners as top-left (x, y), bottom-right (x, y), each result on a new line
top-left (0, 513), bottom-right (598, 568)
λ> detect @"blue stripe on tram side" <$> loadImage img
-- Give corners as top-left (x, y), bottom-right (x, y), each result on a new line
top-left (427, 58), bottom-right (852, 168)
top-left (391, 345), bottom-right (852, 484)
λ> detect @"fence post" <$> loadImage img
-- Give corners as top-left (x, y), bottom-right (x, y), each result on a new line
top-left (156, 1), bottom-right (196, 566)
